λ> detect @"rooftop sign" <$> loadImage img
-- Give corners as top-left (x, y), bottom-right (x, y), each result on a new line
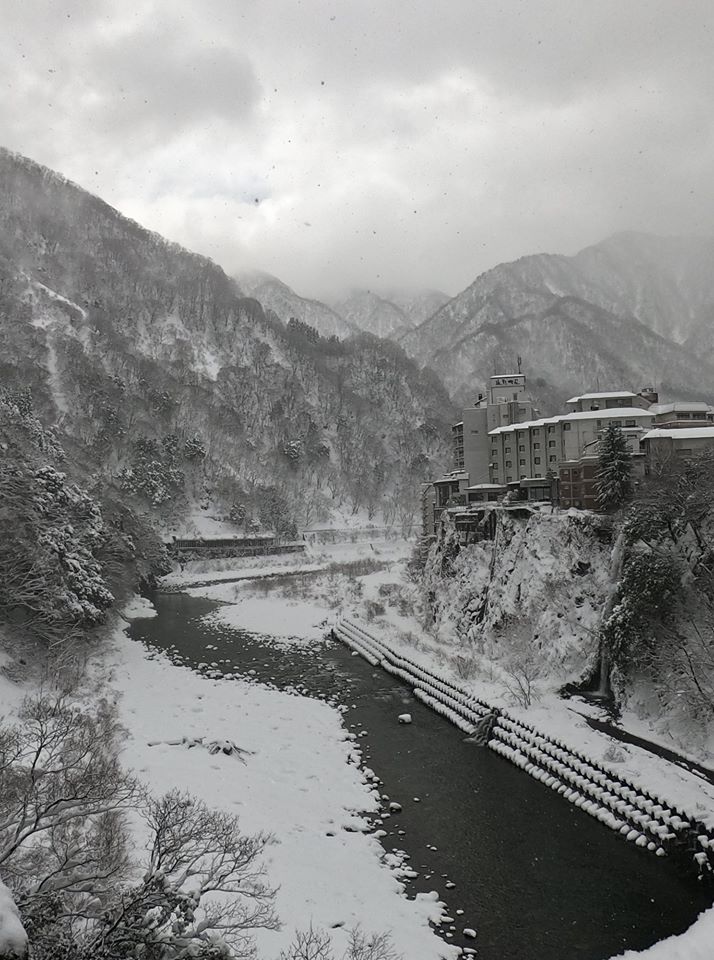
top-left (490, 374), bottom-right (525, 388)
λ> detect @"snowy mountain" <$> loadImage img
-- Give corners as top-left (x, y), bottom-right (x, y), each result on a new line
top-left (401, 233), bottom-right (714, 408)
top-left (332, 288), bottom-right (450, 340)
top-left (0, 147), bottom-right (454, 531)
top-left (238, 274), bottom-right (450, 342)
top-left (238, 271), bottom-right (355, 339)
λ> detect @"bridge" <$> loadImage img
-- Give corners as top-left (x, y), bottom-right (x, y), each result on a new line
top-left (166, 535), bottom-right (306, 560)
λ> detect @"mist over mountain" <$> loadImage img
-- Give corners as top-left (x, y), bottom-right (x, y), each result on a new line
top-left (237, 271), bottom-right (355, 340)
top-left (0, 148), bottom-right (454, 532)
top-left (400, 232), bottom-right (714, 407)
top-left (332, 288), bottom-right (450, 340)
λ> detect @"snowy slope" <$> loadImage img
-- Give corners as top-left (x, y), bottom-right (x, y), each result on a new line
top-left (401, 232), bottom-right (714, 407)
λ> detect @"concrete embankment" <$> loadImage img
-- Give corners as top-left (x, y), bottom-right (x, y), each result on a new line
top-left (334, 616), bottom-right (714, 878)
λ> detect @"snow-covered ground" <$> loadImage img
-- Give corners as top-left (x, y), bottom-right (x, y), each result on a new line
top-left (4, 532), bottom-right (712, 960)
top-left (201, 595), bottom-right (330, 648)
top-left (610, 905), bottom-right (714, 959)
top-left (163, 538), bottom-right (412, 588)
top-left (107, 611), bottom-right (454, 959)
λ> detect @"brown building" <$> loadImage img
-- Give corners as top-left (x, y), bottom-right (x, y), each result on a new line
top-left (559, 456), bottom-right (599, 510)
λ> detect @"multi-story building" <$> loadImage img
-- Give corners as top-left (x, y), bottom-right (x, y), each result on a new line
top-left (424, 383), bottom-right (714, 535)
top-left (565, 390), bottom-right (655, 414)
top-left (488, 399), bottom-right (655, 487)
top-left (640, 426), bottom-right (714, 466)
top-left (451, 373), bottom-right (539, 485)
top-left (649, 402), bottom-right (714, 428)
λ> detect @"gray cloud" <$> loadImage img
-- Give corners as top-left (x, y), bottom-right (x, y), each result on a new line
top-left (1, 0), bottom-right (713, 299)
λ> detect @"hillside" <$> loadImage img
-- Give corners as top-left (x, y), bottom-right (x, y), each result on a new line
top-left (238, 271), bottom-right (355, 339)
top-left (332, 288), bottom-right (450, 339)
top-left (0, 147), bottom-right (455, 534)
top-left (401, 233), bottom-right (714, 408)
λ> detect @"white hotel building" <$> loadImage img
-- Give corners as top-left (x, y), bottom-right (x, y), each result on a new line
top-left (488, 396), bottom-right (655, 485)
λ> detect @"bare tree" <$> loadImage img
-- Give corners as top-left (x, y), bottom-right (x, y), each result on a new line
top-left (79, 790), bottom-right (277, 959)
top-left (280, 925), bottom-right (400, 960)
top-left (498, 620), bottom-right (544, 709)
top-left (0, 694), bottom-right (136, 896)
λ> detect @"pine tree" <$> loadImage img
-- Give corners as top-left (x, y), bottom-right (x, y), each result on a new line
top-left (596, 422), bottom-right (632, 511)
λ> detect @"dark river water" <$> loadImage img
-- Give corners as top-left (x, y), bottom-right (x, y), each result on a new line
top-left (129, 591), bottom-right (712, 960)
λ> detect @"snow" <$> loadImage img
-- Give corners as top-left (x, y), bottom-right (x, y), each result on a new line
top-left (567, 391), bottom-right (638, 403)
top-left (609, 906), bottom-right (714, 959)
top-left (121, 595), bottom-right (157, 619)
top-left (649, 402), bottom-right (713, 415)
top-left (200, 594), bottom-right (330, 647)
top-left (0, 879), bottom-right (27, 958)
top-left (166, 561), bottom-right (325, 588)
top-left (162, 538), bottom-right (412, 588)
top-left (489, 407), bottom-right (654, 436)
top-left (104, 629), bottom-right (454, 959)
top-left (641, 427), bottom-right (714, 440)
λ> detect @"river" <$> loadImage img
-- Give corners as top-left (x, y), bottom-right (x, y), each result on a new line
top-left (129, 589), bottom-right (712, 960)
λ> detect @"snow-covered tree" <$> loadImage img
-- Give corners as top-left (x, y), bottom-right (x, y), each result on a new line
top-left (596, 422), bottom-right (632, 512)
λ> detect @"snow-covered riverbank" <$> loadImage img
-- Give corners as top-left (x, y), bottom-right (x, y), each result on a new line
top-left (109, 605), bottom-right (454, 960)
top-left (159, 542), bottom-right (714, 960)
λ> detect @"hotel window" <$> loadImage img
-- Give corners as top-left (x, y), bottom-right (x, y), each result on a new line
top-left (533, 442), bottom-right (540, 449)
top-left (625, 419), bottom-right (636, 426)
top-left (548, 440), bottom-right (556, 447)
top-left (549, 455), bottom-right (557, 462)
top-left (506, 475), bottom-right (513, 482)
top-left (519, 444), bottom-right (525, 452)
top-left (506, 460), bottom-right (512, 468)
top-left (519, 459), bottom-right (526, 466)
top-left (547, 426), bottom-right (555, 433)
top-left (535, 473), bottom-right (542, 478)
top-left (505, 446), bottom-right (511, 454)
top-left (534, 457), bottom-right (541, 464)
top-left (563, 423), bottom-right (571, 430)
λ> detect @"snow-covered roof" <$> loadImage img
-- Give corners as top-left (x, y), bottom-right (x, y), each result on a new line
top-left (641, 427), bottom-right (714, 441)
top-left (489, 407), bottom-right (653, 436)
top-left (566, 390), bottom-right (638, 403)
top-left (467, 483), bottom-right (506, 490)
top-left (434, 471), bottom-right (469, 483)
top-left (650, 402), bottom-right (713, 414)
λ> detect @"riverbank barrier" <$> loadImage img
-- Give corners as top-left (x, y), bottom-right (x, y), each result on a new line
top-left (333, 616), bottom-right (714, 878)
top-left (166, 536), bottom-right (306, 561)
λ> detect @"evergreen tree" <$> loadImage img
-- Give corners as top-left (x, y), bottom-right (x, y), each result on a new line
top-left (596, 422), bottom-right (632, 511)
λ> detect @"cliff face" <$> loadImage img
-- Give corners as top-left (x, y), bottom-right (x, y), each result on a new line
top-left (422, 510), bottom-right (612, 681)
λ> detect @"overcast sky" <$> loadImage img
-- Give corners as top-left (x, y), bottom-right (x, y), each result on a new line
top-left (2, 1), bottom-right (713, 299)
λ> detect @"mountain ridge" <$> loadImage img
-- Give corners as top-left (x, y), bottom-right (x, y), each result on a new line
top-left (400, 231), bottom-right (714, 407)
top-left (0, 146), bottom-right (454, 533)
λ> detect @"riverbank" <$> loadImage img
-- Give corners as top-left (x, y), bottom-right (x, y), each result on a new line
top-left (180, 546), bottom-right (714, 832)
top-left (106, 538), bottom-right (714, 959)
top-left (105, 609), bottom-right (455, 960)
